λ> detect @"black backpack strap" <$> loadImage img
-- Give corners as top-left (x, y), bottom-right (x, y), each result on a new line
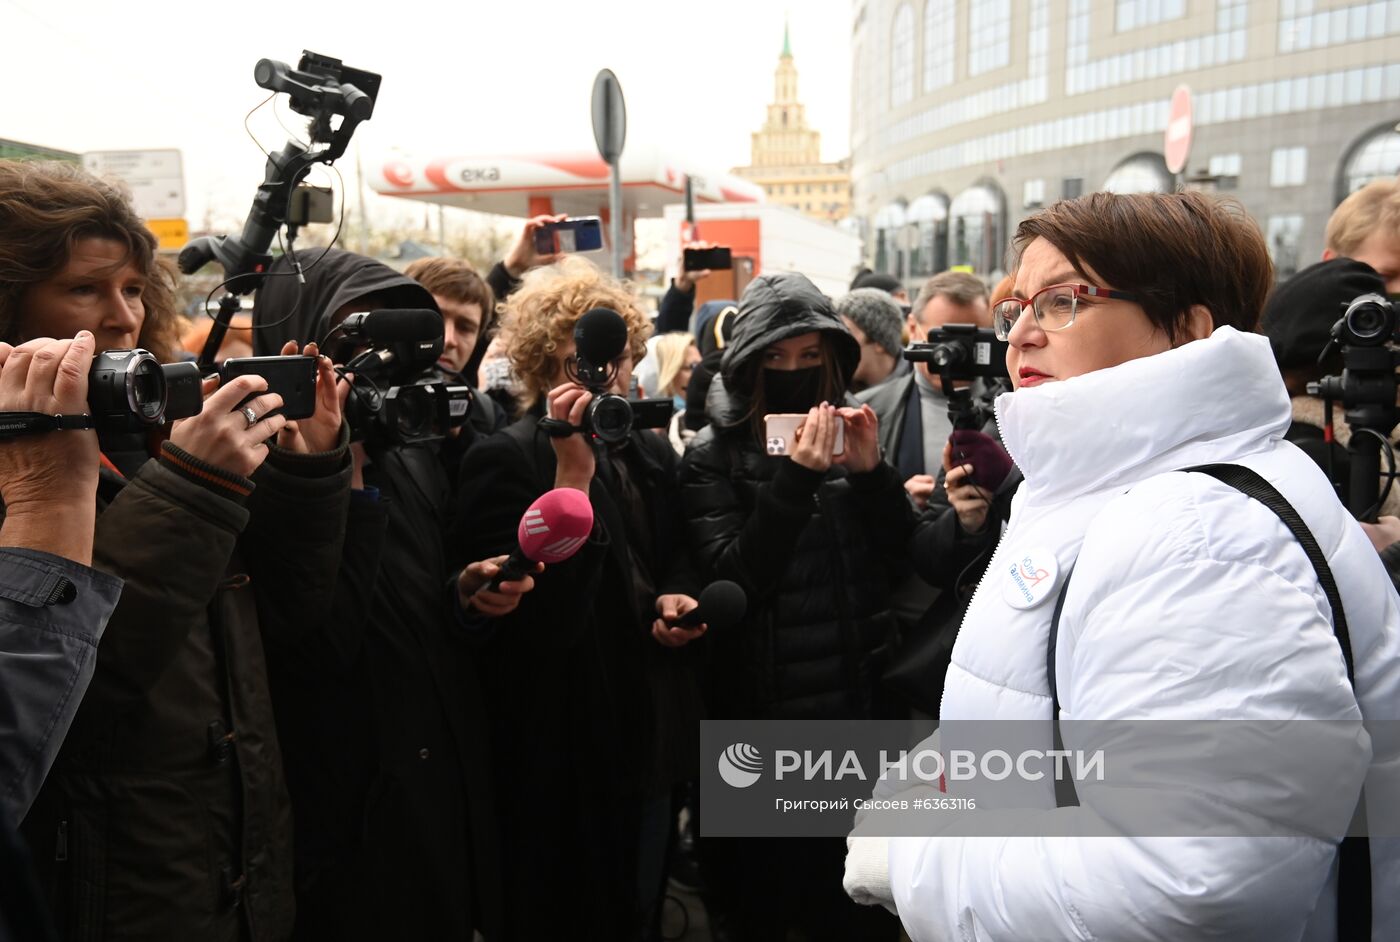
top-left (1047, 464), bottom-right (1370, 937)
top-left (1047, 567), bottom-right (1078, 807)
top-left (1186, 464), bottom-right (1355, 683)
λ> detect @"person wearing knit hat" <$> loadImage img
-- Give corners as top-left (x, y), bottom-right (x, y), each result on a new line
top-left (837, 287), bottom-right (908, 392)
top-left (1261, 256), bottom-right (1400, 584)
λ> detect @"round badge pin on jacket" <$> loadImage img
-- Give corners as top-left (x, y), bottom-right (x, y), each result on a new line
top-left (1002, 547), bottom-right (1061, 609)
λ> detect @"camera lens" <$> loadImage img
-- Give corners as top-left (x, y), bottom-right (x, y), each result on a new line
top-left (930, 341), bottom-right (966, 368)
top-left (394, 387), bottom-right (433, 438)
top-left (588, 394), bottom-right (633, 444)
top-left (126, 353), bottom-right (166, 423)
top-left (1343, 294), bottom-right (1394, 345)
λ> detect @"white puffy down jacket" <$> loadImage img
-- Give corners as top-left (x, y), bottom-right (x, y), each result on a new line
top-left (887, 328), bottom-right (1400, 941)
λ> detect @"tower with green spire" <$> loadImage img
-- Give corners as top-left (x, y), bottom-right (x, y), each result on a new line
top-left (732, 19), bottom-right (851, 223)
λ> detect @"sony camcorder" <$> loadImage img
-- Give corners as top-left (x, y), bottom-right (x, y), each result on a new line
top-left (334, 309), bottom-right (473, 446)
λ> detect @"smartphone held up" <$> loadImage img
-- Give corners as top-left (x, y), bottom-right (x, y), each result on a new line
top-left (763, 412), bottom-right (845, 458)
top-left (534, 216), bottom-right (605, 255)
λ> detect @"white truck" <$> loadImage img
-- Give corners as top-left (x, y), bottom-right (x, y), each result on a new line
top-left (661, 202), bottom-right (862, 301)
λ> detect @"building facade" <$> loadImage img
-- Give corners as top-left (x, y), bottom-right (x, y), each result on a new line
top-left (733, 27), bottom-right (854, 222)
top-left (849, 0), bottom-right (1400, 283)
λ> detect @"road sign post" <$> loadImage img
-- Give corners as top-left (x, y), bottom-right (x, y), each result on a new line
top-left (591, 70), bottom-right (627, 278)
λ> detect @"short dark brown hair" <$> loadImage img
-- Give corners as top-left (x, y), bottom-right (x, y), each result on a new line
top-left (912, 271), bottom-right (988, 322)
top-left (0, 160), bottom-right (182, 362)
top-left (404, 257), bottom-right (495, 320)
top-left (1012, 190), bottom-right (1272, 340)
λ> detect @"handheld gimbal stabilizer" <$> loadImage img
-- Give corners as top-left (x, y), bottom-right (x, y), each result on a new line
top-left (178, 51), bottom-right (381, 370)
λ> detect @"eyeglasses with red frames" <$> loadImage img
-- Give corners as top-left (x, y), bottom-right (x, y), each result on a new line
top-left (991, 283), bottom-right (1140, 341)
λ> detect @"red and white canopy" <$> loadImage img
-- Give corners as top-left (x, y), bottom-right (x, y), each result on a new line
top-left (368, 145), bottom-right (763, 218)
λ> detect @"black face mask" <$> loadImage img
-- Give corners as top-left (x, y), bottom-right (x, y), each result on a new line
top-left (762, 366), bottom-right (824, 414)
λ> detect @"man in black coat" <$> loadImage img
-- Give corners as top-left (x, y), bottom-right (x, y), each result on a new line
top-left (252, 249), bottom-right (526, 940)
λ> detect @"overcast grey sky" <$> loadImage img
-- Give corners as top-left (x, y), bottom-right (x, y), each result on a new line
top-left (5, 0), bottom-right (853, 234)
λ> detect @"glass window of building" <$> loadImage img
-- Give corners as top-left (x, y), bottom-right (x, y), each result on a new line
top-left (924, 0), bottom-right (955, 91)
top-left (950, 182), bottom-right (1007, 274)
top-left (908, 192), bottom-right (950, 276)
top-left (874, 200), bottom-right (909, 276)
top-left (1116, 0), bottom-right (1184, 31)
top-left (891, 4), bottom-right (916, 107)
top-left (1063, 177), bottom-right (1084, 199)
top-left (968, 0), bottom-right (1011, 76)
top-left (1103, 153), bottom-right (1174, 194)
top-left (1266, 215), bottom-right (1305, 279)
top-left (1270, 147), bottom-right (1308, 187)
top-left (1022, 178), bottom-right (1046, 208)
top-left (1208, 154), bottom-right (1243, 178)
top-left (1340, 126), bottom-right (1400, 197)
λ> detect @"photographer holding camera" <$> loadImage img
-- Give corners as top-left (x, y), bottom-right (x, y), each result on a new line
top-left (1, 159), bottom-right (353, 940)
top-left (250, 247), bottom-right (525, 940)
top-left (678, 271), bottom-right (913, 940)
top-left (451, 256), bottom-right (704, 939)
top-left (0, 332), bottom-right (123, 942)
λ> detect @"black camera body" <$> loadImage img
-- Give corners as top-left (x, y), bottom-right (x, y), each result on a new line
top-left (347, 371), bottom-right (473, 448)
top-left (336, 310), bottom-right (473, 447)
top-left (89, 350), bottom-right (203, 433)
top-left (567, 308), bottom-right (672, 444)
top-left (1309, 292), bottom-right (1400, 519)
top-left (904, 325), bottom-right (1010, 430)
top-left (904, 325), bottom-right (1010, 380)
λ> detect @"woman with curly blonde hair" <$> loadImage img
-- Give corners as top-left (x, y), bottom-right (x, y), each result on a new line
top-left (451, 256), bottom-right (706, 939)
top-left (499, 255), bottom-right (651, 414)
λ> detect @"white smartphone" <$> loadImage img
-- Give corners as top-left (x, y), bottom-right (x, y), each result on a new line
top-left (763, 413), bottom-right (845, 457)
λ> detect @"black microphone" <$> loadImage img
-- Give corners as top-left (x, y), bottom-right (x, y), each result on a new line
top-left (574, 308), bottom-right (629, 367)
top-left (674, 580), bottom-right (747, 629)
top-left (340, 308), bottom-right (442, 343)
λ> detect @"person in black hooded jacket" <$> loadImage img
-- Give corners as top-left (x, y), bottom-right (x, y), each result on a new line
top-left (678, 271), bottom-right (911, 941)
top-left (251, 248), bottom-right (526, 941)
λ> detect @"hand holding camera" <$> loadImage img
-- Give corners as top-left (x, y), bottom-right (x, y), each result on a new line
top-left (0, 334), bottom-right (102, 544)
top-left (546, 382), bottom-right (598, 491)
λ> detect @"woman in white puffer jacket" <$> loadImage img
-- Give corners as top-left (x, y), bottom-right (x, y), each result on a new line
top-left (845, 191), bottom-right (1399, 941)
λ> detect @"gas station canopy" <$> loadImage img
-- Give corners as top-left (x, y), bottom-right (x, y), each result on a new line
top-left (367, 145), bottom-right (764, 218)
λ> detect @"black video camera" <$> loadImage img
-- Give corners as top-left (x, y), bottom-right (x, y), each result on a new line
top-left (90, 350), bottom-right (204, 433)
top-left (560, 308), bottom-right (672, 444)
top-left (904, 325), bottom-right (1010, 380)
top-left (334, 309), bottom-right (473, 447)
top-left (1309, 292), bottom-right (1400, 520)
top-left (904, 324), bottom-right (1010, 429)
top-left (0, 349), bottom-right (203, 441)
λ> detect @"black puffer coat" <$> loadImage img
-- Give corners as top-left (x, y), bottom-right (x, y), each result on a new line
top-left (679, 273), bottom-right (914, 720)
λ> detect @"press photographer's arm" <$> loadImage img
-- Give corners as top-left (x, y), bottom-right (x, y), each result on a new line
top-left (0, 334), bottom-right (102, 562)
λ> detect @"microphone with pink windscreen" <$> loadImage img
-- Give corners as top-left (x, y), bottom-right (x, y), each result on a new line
top-left (488, 488), bottom-right (595, 590)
